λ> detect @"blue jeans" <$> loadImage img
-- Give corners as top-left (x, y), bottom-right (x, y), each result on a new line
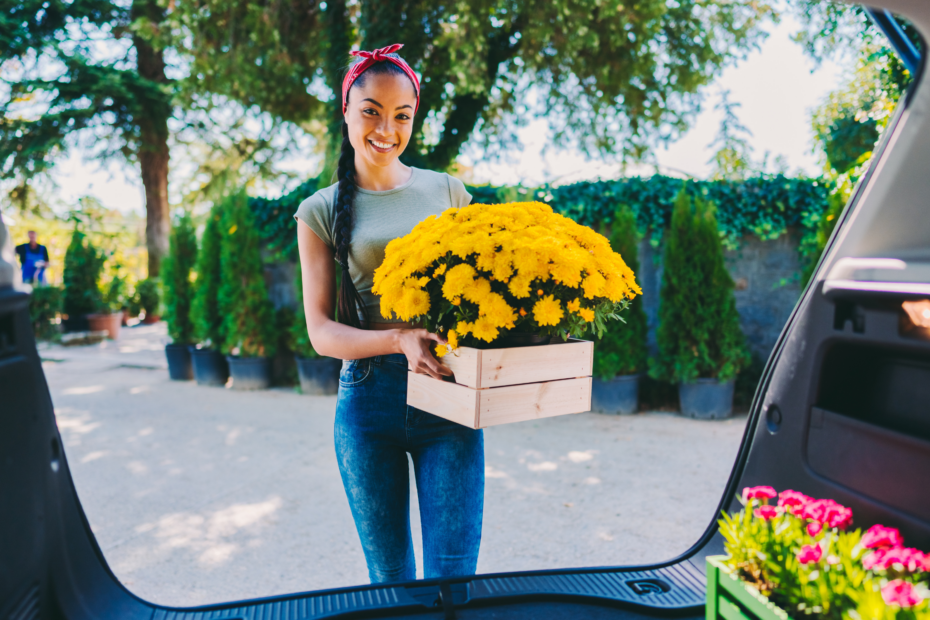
top-left (335, 353), bottom-right (484, 584)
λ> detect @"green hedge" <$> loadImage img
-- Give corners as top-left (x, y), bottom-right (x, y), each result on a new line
top-left (250, 174), bottom-right (833, 264)
top-left (467, 175), bottom-right (832, 256)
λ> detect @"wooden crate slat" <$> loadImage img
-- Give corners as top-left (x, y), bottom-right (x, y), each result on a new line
top-left (477, 377), bottom-right (592, 428)
top-left (478, 340), bottom-right (593, 388)
top-left (406, 373), bottom-right (479, 428)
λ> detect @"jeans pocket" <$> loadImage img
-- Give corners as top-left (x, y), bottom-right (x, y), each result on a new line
top-left (339, 358), bottom-right (372, 388)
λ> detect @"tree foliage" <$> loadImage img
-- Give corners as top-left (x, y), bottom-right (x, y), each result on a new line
top-left (1, 0), bottom-right (174, 275)
top-left (218, 190), bottom-right (276, 358)
top-left (174, 0), bottom-right (775, 172)
top-left (593, 206), bottom-right (647, 379)
top-left (651, 188), bottom-right (749, 383)
top-left (162, 212), bottom-right (197, 343)
top-left (191, 203), bottom-right (224, 347)
top-left (789, 2), bottom-right (924, 281)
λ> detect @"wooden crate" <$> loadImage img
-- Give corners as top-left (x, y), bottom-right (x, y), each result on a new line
top-left (406, 339), bottom-right (593, 429)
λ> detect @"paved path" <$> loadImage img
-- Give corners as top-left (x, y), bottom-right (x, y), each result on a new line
top-left (41, 323), bottom-right (747, 607)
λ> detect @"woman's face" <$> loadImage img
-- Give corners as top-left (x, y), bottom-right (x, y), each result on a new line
top-left (345, 72), bottom-right (417, 169)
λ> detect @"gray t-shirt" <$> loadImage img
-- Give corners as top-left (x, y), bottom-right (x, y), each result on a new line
top-left (294, 167), bottom-right (472, 323)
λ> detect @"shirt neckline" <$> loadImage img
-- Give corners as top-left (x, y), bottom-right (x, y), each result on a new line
top-left (354, 167), bottom-right (419, 196)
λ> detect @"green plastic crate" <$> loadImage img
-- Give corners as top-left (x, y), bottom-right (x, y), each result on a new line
top-left (706, 556), bottom-right (790, 620)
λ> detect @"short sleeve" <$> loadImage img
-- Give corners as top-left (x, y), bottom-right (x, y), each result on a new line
top-left (448, 175), bottom-right (472, 208)
top-left (294, 189), bottom-right (335, 250)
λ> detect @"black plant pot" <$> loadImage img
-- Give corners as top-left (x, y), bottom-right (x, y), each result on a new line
top-left (295, 356), bottom-right (340, 395)
top-left (679, 379), bottom-right (735, 420)
top-left (61, 315), bottom-right (90, 333)
top-left (227, 355), bottom-right (272, 390)
top-left (189, 347), bottom-right (229, 387)
top-left (591, 373), bottom-right (641, 415)
top-left (165, 344), bottom-right (193, 380)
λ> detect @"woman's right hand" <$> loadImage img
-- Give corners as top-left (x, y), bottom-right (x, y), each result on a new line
top-left (395, 328), bottom-right (454, 381)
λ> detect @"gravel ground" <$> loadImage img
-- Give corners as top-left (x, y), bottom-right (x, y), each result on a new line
top-left (41, 323), bottom-right (747, 607)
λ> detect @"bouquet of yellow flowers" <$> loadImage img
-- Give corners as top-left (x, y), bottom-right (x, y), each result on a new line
top-left (372, 201), bottom-right (642, 355)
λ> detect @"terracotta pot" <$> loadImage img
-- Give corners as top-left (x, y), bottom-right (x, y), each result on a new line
top-left (141, 313), bottom-right (161, 325)
top-left (86, 312), bottom-right (123, 340)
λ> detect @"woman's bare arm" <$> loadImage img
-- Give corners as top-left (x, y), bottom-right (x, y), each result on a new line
top-left (297, 220), bottom-right (452, 380)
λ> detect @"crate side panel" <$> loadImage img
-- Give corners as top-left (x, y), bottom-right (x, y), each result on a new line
top-left (407, 372), bottom-right (479, 428)
top-left (438, 347), bottom-right (481, 388)
top-left (480, 340), bottom-right (592, 388)
top-left (477, 377), bottom-right (592, 427)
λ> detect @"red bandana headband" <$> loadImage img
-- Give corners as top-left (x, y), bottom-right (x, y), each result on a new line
top-left (341, 43), bottom-right (421, 115)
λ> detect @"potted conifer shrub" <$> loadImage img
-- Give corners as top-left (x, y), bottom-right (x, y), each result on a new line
top-left (62, 226), bottom-right (106, 333)
top-left (137, 278), bottom-right (162, 324)
top-left (592, 206), bottom-right (648, 415)
top-left (190, 204), bottom-right (228, 386)
top-left (291, 263), bottom-right (340, 395)
top-left (162, 213), bottom-right (197, 380)
top-left (219, 190), bottom-right (276, 390)
top-left (650, 187), bottom-right (749, 419)
top-left (28, 285), bottom-right (62, 341)
top-left (88, 275), bottom-right (126, 340)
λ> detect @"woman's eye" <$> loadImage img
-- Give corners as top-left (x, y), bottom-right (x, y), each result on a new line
top-left (363, 108), bottom-right (378, 116)
top-left (396, 114), bottom-right (410, 121)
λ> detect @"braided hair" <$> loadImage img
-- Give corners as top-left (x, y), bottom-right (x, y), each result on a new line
top-left (334, 56), bottom-right (416, 328)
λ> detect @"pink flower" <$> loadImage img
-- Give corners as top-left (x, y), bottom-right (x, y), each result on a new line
top-left (797, 544), bottom-right (823, 564)
top-left (754, 505), bottom-right (779, 521)
top-left (861, 524), bottom-right (904, 549)
top-left (881, 580), bottom-right (924, 608)
top-left (799, 499), bottom-right (853, 530)
top-left (778, 489), bottom-right (813, 515)
top-left (807, 522), bottom-right (823, 537)
top-left (863, 547), bottom-right (928, 573)
top-left (743, 486), bottom-right (777, 503)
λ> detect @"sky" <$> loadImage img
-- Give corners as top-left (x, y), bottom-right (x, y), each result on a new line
top-left (44, 14), bottom-right (846, 214)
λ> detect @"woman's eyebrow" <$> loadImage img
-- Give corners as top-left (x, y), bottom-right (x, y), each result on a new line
top-left (361, 98), bottom-right (383, 108)
top-left (394, 104), bottom-right (413, 110)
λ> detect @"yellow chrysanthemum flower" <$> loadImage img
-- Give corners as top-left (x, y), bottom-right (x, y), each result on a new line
top-left (471, 316), bottom-right (499, 342)
top-left (370, 201), bottom-right (642, 345)
top-left (533, 295), bottom-right (563, 326)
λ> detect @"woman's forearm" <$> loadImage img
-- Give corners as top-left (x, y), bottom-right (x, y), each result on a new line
top-left (306, 317), bottom-right (400, 361)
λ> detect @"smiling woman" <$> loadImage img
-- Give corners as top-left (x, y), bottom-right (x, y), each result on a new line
top-left (293, 44), bottom-right (482, 585)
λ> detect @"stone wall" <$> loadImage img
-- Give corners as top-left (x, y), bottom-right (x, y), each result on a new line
top-left (269, 229), bottom-right (804, 362)
top-left (637, 228), bottom-right (803, 362)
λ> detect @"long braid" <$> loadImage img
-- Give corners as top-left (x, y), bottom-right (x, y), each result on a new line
top-left (335, 53), bottom-right (415, 328)
top-left (334, 121), bottom-right (367, 327)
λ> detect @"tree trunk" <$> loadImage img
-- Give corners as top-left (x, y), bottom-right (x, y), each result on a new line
top-left (320, 0), bottom-right (354, 183)
top-left (132, 0), bottom-right (170, 278)
top-left (138, 125), bottom-right (169, 278)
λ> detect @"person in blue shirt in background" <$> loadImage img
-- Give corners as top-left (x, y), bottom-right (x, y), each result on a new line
top-left (15, 231), bottom-right (50, 285)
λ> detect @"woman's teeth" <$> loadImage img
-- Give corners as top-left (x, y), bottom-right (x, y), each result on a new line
top-left (370, 140), bottom-right (394, 151)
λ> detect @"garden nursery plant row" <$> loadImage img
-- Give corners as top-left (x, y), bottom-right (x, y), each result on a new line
top-left (32, 174), bottom-right (832, 419)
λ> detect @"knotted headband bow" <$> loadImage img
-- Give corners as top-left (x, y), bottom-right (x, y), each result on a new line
top-left (341, 43), bottom-right (421, 115)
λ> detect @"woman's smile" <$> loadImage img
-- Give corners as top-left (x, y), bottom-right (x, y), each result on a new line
top-left (368, 138), bottom-right (396, 153)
